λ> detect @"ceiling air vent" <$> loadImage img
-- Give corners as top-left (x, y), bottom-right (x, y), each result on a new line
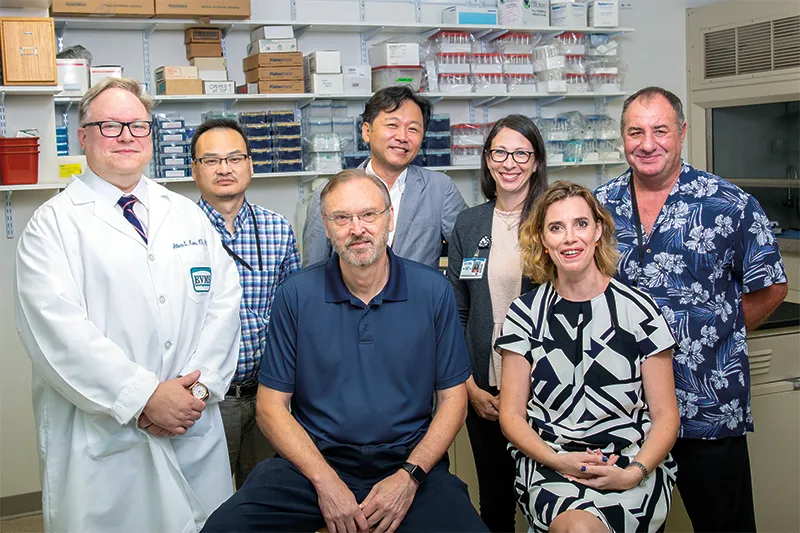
top-left (704, 15), bottom-right (800, 79)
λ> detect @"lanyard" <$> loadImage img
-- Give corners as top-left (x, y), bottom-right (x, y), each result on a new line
top-left (222, 203), bottom-right (263, 272)
top-left (628, 178), bottom-right (646, 285)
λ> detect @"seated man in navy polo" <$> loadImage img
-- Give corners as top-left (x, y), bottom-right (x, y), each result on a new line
top-left (201, 169), bottom-right (488, 533)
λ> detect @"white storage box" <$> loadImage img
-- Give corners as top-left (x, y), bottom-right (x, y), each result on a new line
top-left (589, 0), bottom-right (618, 27)
top-left (203, 81), bottom-right (235, 95)
top-left (498, 0), bottom-right (549, 26)
top-left (57, 58), bottom-right (90, 93)
top-left (306, 73), bottom-right (344, 94)
top-left (306, 51), bottom-right (341, 74)
top-left (342, 65), bottom-right (371, 94)
top-left (371, 66), bottom-right (423, 92)
top-left (369, 43), bottom-right (420, 67)
top-left (199, 70), bottom-right (228, 81)
top-left (90, 65), bottom-right (123, 86)
top-left (442, 6), bottom-right (498, 25)
top-left (247, 39), bottom-right (298, 55)
top-left (550, 0), bottom-right (587, 27)
top-left (472, 73), bottom-right (506, 94)
top-left (250, 25), bottom-right (294, 41)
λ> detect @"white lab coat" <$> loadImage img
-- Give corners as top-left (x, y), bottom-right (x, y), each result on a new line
top-left (15, 172), bottom-right (242, 533)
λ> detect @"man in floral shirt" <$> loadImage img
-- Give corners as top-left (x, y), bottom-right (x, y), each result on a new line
top-left (595, 86), bottom-right (787, 533)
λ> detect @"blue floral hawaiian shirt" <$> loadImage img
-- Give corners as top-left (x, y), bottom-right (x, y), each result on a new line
top-left (595, 161), bottom-right (787, 440)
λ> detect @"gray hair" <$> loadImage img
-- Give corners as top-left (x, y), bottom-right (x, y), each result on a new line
top-left (78, 77), bottom-right (155, 126)
top-left (320, 169), bottom-right (392, 215)
top-left (620, 86), bottom-right (685, 131)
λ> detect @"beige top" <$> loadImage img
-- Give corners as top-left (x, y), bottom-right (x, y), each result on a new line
top-left (487, 208), bottom-right (523, 388)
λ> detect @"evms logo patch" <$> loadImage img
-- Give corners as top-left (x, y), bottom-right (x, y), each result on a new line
top-left (190, 267), bottom-right (212, 293)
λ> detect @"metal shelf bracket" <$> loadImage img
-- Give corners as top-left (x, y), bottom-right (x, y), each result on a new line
top-left (4, 191), bottom-right (12, 239)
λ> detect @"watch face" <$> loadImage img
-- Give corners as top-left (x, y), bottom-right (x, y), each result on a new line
top-left (191, 382), bottom-right (209, 400)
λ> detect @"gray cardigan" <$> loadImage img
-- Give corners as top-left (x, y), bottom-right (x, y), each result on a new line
top-left (446, 201), bottom-right (534, 391)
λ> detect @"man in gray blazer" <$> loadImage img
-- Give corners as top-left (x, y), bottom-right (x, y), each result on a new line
top-left (302, 86), bottom-right (468, 269)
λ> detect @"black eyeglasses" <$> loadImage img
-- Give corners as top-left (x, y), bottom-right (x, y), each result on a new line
top-left (193, 154), bottom-right (251, 168)
top-left (82, 120), bottom-right (153, 138)
top-left (487, 149), bottom-right (535, 164)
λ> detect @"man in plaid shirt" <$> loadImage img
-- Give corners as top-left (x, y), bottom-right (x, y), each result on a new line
top-left (191, 118), bottom-right (301, 488)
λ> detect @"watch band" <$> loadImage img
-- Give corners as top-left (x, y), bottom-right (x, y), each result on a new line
top-left (400, 462), bottom-right (427, 485)
top-left (629, 461), bottom-right (649, 486)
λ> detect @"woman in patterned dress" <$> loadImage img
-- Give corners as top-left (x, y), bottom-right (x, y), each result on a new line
top-left (496, 181), bottom-right (680, 533)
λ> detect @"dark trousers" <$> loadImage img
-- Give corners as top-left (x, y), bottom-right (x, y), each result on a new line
top-left (201, 438), bottom-right (489, 533)
top-left (466, 398), bottom-right (517, 533)
top-left (218, 392), bottom-right (275, 489)
top-left (671, 436), bottom-right (757, 533)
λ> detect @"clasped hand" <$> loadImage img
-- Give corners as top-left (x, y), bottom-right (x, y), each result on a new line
top-left (555, 448), bottom-right (643, 491)
top-left (139, 370), bottom-right (206, 437)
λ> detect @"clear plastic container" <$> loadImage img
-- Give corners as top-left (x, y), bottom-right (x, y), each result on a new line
top-left (451, 123), bottom-right (485, 146)
top-left (306, 118), bottom-right (333, 137)
top-left (305, 152), bottom-right (344, 173)
top-left (537, 69), bottom-right (567, 93)
top-left (506, 73), bottom-right (538, 94)
top-left (564, 140), bottom-right (584, 163)
top-left (432, 31), bottom-right (474, 53)
top-left (438, 73), bottom-right (472, 93)
top-left (472, 73), bottom-right (506, 94)
top-left (428, 114), bottom-right (451, 132)
top-left (470, 53), bottom-right (503, 75)
top-left (502, 53), bottom-right (534, 75)
top-left (566, 73), bottom-right (589, 93)
top-left (422, 132), bottom-right (451, 150)
top-left (306, 99), bottom-right (332, 118)
top-left (308, 133), bottom-right (343, 152)
top-left (372, 66), bottom-right (423, 92)
top-left (589, 72), bottom-right (621, 93)
top-left (452, 145), bottom-right (482, 166)
top-left (331, 102), bottom-right (348, 118)
top-left (249, 136), bottom-right (272, 150)
top-left (584, 114), bottom-right (620, 140)
top-left (582, 139), bottom-right (601, 163)
top-left (436, 53), bottom-right (471, 74)
top-left (333, 117), bottom-right (356, 137)
top-left (491, 32), bottom-right (541, 54)
top-left (564, 55), bottom-right (586, 75)
top-left (555, 32), bottom-right (586, 56)
top-left (539, 118), bottom-right (571, 141)
top-left (545, 140), bottom-right (567, 164)
top-left (532, 45), bottom-right (565, 73)
top-left (586, 35), bottom-right (620, 57)
top-left (597, 139), bottom-right (623, 161)
top-left (425, 149), bottom-right (451, 166)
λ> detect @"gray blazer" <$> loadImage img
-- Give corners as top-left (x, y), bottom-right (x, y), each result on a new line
top-left (302, 161), bottom-right (468, 269)
top-left (446, 201), bottom-right (534, 391)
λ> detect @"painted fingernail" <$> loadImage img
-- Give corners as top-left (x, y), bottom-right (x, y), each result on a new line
top-left (580, 466), bottom-right (586, 472)
top-left (602, 457), bottom-right (608, 462)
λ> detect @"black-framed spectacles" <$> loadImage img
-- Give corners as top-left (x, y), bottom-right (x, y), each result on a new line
top-left (323, 207), bottom-right (390, 227)
top-left (487, 149), bottom-right (535, 164)
top-left (82, 120), bottom-right (153, 138)
top-left (193, 154), bottom-right (251, 168)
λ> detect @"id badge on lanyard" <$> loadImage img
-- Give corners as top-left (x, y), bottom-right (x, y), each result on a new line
top-left (459, 235), bottom-right (491, 280)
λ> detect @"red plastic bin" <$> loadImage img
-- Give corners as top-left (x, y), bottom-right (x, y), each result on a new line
top-left (0, 147), bottom-right (40, 185)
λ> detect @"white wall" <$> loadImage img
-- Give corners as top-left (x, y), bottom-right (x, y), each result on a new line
top-left (0, 0), bottom-right (704, 504)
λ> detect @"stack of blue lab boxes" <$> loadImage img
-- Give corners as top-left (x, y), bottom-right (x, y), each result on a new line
top-left (153, 115), bottom-right (191, 180)
top-left (56, 126), bottom-right (69, 156)
top-left (239, 110), bottom-right (303, 175)
top-left (422, 114), bottom-right (451, 167)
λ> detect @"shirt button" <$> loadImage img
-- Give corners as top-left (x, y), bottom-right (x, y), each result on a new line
top-left (164, 341), bottom-right (172, 350)
top-left (148, 254), bottom-right (155, 262)
top-left (159, 296), bottom-right (166, 304)
top-left (363, 325), bottom-right (368, 330)
top-left (646, 248), bottom-right (652, 254)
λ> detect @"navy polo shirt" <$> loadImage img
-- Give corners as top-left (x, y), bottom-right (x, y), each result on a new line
top-left (259, 248), bottom-right (471, 447)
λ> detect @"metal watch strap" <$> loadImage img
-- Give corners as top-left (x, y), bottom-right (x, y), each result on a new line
top-left (629, 461), bottom-right (649, 486)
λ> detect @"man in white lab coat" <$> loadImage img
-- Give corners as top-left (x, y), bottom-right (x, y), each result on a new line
top-left (14, 77), bottom-right (242, 533)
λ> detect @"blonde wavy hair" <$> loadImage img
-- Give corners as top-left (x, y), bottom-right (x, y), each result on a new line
top-left (78, 77), bottom-right (155, 126)
top-left (519, 181), bottom-right (619, 284)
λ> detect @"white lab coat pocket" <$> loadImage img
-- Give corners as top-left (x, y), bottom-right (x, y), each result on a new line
top-left (176, 249), bottom-right (212, 304)
top-left (176, 407), bottom-right (214, 439)
top-left (84, 413), bottom-right (147, 460)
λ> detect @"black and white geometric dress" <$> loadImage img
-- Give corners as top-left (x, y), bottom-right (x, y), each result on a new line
top-left (495, 278), bottom-right (679, 533)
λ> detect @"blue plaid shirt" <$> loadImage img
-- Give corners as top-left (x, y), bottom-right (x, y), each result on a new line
top-left (199, 197), bottom-right (301, 384)
top-left (596, 161), bottom-right (787, 440)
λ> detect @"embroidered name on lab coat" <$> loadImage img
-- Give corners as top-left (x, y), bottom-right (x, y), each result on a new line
top-left (173, 238), bottom-right (208, 249)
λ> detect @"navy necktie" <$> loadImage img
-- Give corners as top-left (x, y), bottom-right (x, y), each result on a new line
top-left (117, 195), bottom-right (147, 244)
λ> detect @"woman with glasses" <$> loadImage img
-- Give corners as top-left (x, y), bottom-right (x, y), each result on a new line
top-left (446, 114), bottom-right (548, 532)
top-left (496, 182), bottom-right (679, 533)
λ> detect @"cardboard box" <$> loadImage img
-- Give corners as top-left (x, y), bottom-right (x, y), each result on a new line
top-left (247, 39), bottom-right (298, 55)
top-left (190, 57), bottom-right (226, 69)
top-left (90, 65), bottom-right (123, 86)
top-left (198, 69), bottom-right (228, 81)
top-left (588, 0), bottom-right (618, 27)
top-left (305, 73), bottom-right (344, 95)
top-left (51, 0), bottom-right (154, 16)
top-left (306, 51), bottom-right (341, 74)
top-left (244, 66), bottom-right (304, 83)
top-left (250, 25), bottom-right (294, 41)
top-left (203, 80), bottom-right (235, 95)
top-left (342, 65), bottom-right (371, 94)
top-left (154, 0), bottom-right (250, 18)
top-left (247, 80), bottom-right (305, 94)
top-left (498, 0), bottom-right (549, 26)
top-left (154, 65), bottom-right (199, 80)
top-left (156, 78), bottom-right (203, 95)
top-left (57, 58), bottom-right (90, 93)
top-left (242, 52), bottom-right (302, 71)
top-left (368, 43), bottom-right (420, 67)
top-left (550, 0), bottom-right (586, 27)
top-left (186, 43), bottom-right (223, 59)
top-left (441, 6), bottom-right (498, 25)
top-left (184, 27), bottom-right (222, 44)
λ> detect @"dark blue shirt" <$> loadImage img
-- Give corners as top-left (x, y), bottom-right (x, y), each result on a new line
top-left (259, 248), bottom-right (471, 447)
top-left (596, 161), bottom-right (787, 440)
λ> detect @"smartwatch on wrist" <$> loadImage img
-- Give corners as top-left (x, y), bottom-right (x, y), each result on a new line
top-left (400, 462), bottom-right (427, 485)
